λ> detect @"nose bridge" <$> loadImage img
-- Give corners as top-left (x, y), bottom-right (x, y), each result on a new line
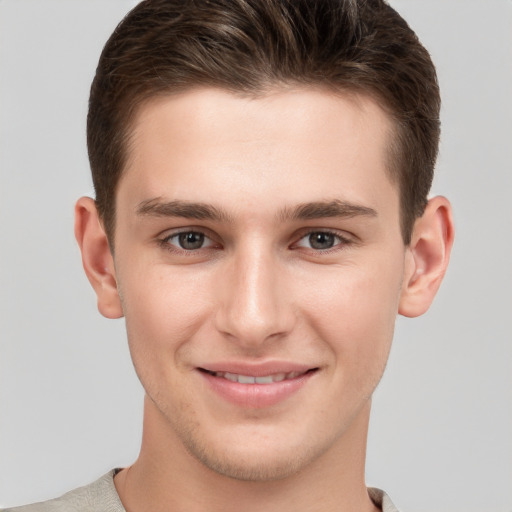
top-left (216, 241), bottom-right (294, 345)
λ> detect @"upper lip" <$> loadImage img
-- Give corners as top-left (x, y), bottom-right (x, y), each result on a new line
top-left (197, 361), bottom-right (318, 377)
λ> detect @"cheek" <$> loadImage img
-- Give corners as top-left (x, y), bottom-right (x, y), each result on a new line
top-left (298, 256), bottom-right (404, 370)
top-left (118, 264), bottom-right (213, 377)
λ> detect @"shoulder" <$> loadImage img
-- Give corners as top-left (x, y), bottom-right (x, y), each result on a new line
top-left (1, 471), bottom-right (125, 512)
top-left (368, 487), bottom-right (401, 512)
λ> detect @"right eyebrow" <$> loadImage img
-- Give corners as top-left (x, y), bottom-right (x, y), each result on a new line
top-left (136, 198), bottom-right (233, 222)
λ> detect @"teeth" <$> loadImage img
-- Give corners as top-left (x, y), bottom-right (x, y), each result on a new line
top-left (213, 371), bottom-right (306, 384)
top-left (238, 375), bottom-right (256, 384)
top-left (255, 375), bottom-right (273, 384)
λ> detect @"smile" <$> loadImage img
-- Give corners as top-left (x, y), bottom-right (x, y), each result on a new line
top-left (198, 367), bottom-right (318, 408)
top-left (202, 370), bottom-right (310, 384)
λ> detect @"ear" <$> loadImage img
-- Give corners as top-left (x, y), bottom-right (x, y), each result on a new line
top-left (74, 197), bottom-right (124, 319)
top-left (399, 196), bottom-right (455, 318)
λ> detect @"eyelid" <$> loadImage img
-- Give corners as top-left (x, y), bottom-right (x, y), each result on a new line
top-left (158, 227), bottom-right (221, 252)
top-left (155, 226), bottom-right (355, 254)
top-left (292, 229), bottom-right (354, 251)
top-left (158, 225), bottom-right (216, 240)
top-left (168, 232), bottom-right (215, 248)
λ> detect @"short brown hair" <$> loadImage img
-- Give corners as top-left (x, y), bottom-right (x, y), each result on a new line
top-left (88, 0), bottom-right (440, 245)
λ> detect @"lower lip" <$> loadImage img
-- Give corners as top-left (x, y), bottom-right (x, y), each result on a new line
top-left (199, 370), bottom-right (315, 408)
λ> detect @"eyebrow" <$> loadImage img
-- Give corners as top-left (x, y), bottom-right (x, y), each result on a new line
top-left (279, 200), bottom-right (378, 221)
top-left (136, 198), bottom-right (377, 222)
top-left (137, 198), bottom-right (233, 222)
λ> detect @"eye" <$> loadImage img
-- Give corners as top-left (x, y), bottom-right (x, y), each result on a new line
top-left (163, 231), bottom-right (215, 251)
top-left (295, 231), bottom-right (347, 251)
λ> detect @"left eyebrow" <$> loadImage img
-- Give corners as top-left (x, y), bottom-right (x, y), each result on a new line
top-left (278, 200), bottom-right (378, 221)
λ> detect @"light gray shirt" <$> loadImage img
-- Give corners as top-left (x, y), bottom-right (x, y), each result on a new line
top-left (2, 470), bottom-right (400, 512)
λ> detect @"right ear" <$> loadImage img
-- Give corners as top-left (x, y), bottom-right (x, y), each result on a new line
top-left (74, 197), bottom-right (123, 319)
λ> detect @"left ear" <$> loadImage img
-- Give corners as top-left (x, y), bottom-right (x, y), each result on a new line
top-left (399, 196), bottom-right (455, 317)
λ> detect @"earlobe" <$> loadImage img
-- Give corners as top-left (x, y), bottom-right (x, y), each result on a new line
top-left (398, 196), bottom-right (455, 318)
top-left (74, 197), bottom-right (124, 319)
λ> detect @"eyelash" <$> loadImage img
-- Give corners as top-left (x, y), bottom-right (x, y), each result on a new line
top-left (293, 230), bottom-right (352, 253)
top-left (158, 230), bottom-right (219, 255)
top-left (157, 229), bottom-right (353, 254)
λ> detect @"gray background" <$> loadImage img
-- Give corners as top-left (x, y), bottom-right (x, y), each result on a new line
top-left (1, 1), bottom-right (511, 510)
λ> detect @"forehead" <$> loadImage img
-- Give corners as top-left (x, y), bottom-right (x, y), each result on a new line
top-left (120, 87), bottom-right (398, 221)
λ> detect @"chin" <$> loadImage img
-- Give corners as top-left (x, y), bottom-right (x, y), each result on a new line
top-left (191, 444), bottom-right (312, 482)
top-left (178, 423), bottom-right (327, 482)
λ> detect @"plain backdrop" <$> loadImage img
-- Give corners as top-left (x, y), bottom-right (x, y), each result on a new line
top-left (1, 1), bottom-right (511, 511)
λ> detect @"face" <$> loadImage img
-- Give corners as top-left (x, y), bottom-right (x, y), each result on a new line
top-left (112, 87), bottom-right (408, 480)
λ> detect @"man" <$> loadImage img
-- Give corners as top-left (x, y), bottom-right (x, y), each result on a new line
top-left (4, 0), bottom-right (454, 510)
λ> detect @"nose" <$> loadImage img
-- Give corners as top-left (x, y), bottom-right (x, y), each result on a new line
top-left (214, 245), bottom-right (296, 349)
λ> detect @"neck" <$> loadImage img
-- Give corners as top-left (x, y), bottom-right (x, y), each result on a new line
top-left (115, 397), bottom-right (379, 512)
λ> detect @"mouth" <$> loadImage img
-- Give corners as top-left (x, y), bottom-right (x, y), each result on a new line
top-left (199, 368), bottom-right (317, 384)
top-left (197, 366), bottom-right (319, 408)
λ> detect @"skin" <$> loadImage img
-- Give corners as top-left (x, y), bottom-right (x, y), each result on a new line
top-left (75, 87), bottom-right (454, 512)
